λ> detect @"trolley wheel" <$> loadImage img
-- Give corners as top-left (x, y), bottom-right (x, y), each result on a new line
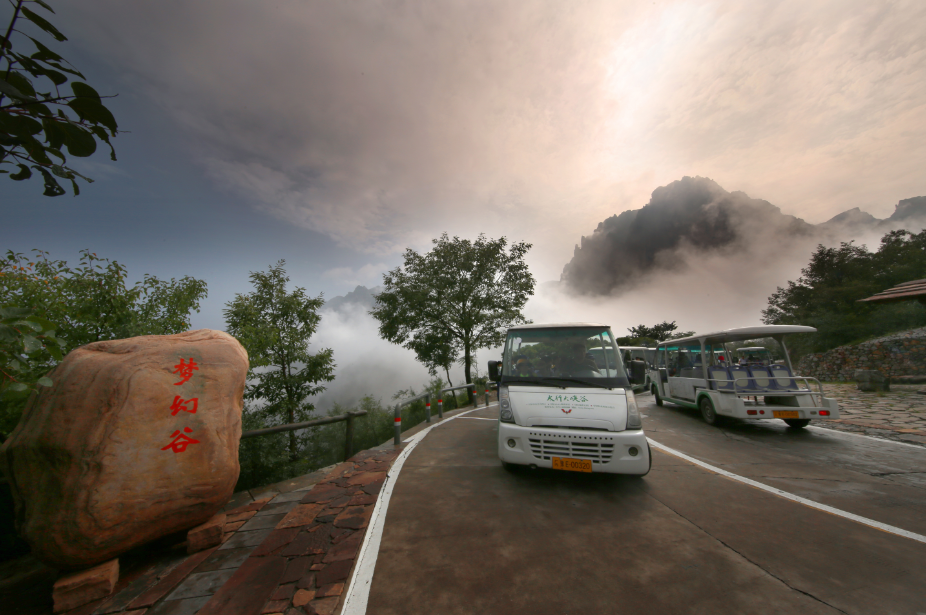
top-left (784, 419), bottom-right (811, 429)
top-left (653, 385), bottom-right (663, 406)
top-left (700, 397), bottom-right (719, 426)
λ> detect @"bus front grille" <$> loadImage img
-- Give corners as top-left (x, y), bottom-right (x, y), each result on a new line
top-left (527, 433), bottom-right (615, 464)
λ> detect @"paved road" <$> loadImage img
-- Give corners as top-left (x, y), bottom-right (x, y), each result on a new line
top-left (363, 399), bottom-right (926, 615)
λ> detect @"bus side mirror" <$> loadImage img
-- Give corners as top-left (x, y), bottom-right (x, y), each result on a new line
top-left (629, 359), bottom-right (646, 384)
top-left (488, 360), bottom-right (501, 382)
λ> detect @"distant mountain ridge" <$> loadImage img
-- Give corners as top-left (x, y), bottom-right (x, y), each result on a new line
top-left (561, 176), bottom-right (926, 295)
top-left (324, 285), bottom-right (382, 313)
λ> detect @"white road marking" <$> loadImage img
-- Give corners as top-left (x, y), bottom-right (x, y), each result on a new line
top-left (342, 404), bottom-right (496, 615)
top-left (647, 437), bottom-right (926, 545)
top-left (458, 416), bottom-right (497, 421)
top-left (806, 425), bottom-right (925, 449)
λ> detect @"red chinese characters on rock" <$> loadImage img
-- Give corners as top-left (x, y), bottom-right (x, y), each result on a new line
top-left (172, 358), bottom-right (199, 385)
top-left (161, 427), bottom-right (200, 453)
top-left (164, 358), bottom-right (201, 453)
top-left (170, 396), bottom-right (198, 416)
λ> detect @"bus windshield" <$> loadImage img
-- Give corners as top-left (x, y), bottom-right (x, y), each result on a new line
top-left (501, 327), bottom-right (630, 388)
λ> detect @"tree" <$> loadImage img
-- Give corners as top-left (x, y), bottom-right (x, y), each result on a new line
top-left (762, 230), bottom-right (926, 358)
top-left (371, 233), bottom-right (534, 401)
top-left (624, 321), bottom-right (694, 343)
top-left (224, 261), bottom-right (335, 461)
top-left (406, 327), bottom-right (460, 387)
top-left (1, 0), bottom-right (119, 196)
top-left (0, 249), bottom-right (208, 437)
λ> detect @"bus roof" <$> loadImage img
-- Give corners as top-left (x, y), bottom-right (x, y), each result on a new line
top-left (507, 322), bottom-right (609, 330)
top-left (657, 325), bottom-right (816, 347)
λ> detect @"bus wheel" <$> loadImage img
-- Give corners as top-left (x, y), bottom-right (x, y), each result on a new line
top-left (700, 397), bottom-right (719, 426)
top-left (501, 460), bottom-right (521, 473)
top-left (652, 385), bottom-right (663, 406)
top-left (784, 419), bottom-right (811, 429)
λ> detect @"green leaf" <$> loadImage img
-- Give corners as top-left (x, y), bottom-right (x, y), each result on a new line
top-left (7, 383), bottom-right (29, 392)
top-left (32, 165), bottom-right (66, 196)
top-left (50, 164), bottom-right (73, 179)
top-left (13, 320), bottom-right (43, 332)
top-left (67, 97), bottom-right (118, 133)
top-left (37, 376), bottom-right (53, 387)
top-left (61, 123), bottom-right (96, 157)
top-left (27, 36), bottom-right (63, 62)
top-left (21, 7), bottom-right (68, 43)
top-left (32, 0), bottom-right (55, 14)
top-left (43, 118), bottom-right (66, 150)
top-left (23, 136), bottom-right (53, 164)
top-left (22, 335), bottom-right (43, 353)
top-left (0, 77), bottom-right (35, 102)
top-left (0, 112), bottom-right (43, 136)
top-left (10, 164), bottom-right (32, 181)
top-left (6, 72), bottom-right (36, 98)
top-left (71, 82), bottom-right (101, 100)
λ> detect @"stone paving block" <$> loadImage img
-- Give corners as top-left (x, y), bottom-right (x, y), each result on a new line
top-left (225, 496), bottom-right (274, 517)
top-left (196, 555), bottom-right (287, 615)
top-left (314, 583), bottom-right (343, 598)
top-left (219, 529), bottom-right (274, 551)
top-left (314, 560), bottom-right (353, 586)
top-left (272, 583), bottom-right (296, 600)
top-left (54, 559), bottom-right (119, 613)
top-left (194, 547), bottom-right (254, 573)
top-left (271, 490), bottom-right (311, 503)
top-left (226, 511), bottom-right (257, 524)
top-left (322, 531), bottom-right (363, 563)
top-left (166, 568), bottom-right (236, 600)
top-left (296, 572), bottom-right (316, 590)
top-left (261, 599), bottom-right (289, 613)
top-left (292, 589), bottom-right (315, 607)
top-left (92, 555), bottom-right (181, 614)
top-left (254, 500), bottom-right (300, 517)
top-left (222, 491), bottom-right (255, 513)
top-left (345, 471), bottom-right (386, 486)
top-left (361, 478), bottom-right (385, 496)
top-left (224, 521), bottom-right (246, 533)
top-left (310, 596), bottom-right (339, 615)
top-left (146, 595), bottom-right (211, 615)
top-left (251, 527), bottom-right (302, 557)
top-left (276, 504), bottom-right (324, 529)
top-left (240, 513), bottom-right (288, 532)
top-left (127, 547), bottom-right (218, 610)
top-left (187, 513), bottom-right (227, 554)
top-left (347, 492), bottom-right (377, 506)
top-left (333, 506), bottom-right (372, 530)
top-left (299, 484), bottom-right (346, 504)
top-left (280, 557), bottom-right (312, 585)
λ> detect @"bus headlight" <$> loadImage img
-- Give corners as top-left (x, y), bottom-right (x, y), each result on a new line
top-left (499, 386), bottom-right (514, 423)
top-left (626, 391), bottom-right (642, 430)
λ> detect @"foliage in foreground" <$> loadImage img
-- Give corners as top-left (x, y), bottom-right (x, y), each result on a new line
top-left (372, 233), bottom-right (534, 404)
top-left (0, 249), bottom-right (207, 439)
top-left (1, 0), bottom-right (120, 196)
top-left (762, 229), bottom-right (926, 358)
top-left (224, 261), bottom-right (335, 462)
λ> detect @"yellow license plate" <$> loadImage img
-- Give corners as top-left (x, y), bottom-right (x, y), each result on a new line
top-left (552, 457), bottom-right (593, 473)
top-left (773, 411), bottom-right (800, 419)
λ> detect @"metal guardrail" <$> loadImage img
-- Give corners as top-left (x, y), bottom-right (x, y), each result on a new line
top-left (393, 382), bottom-right (495, 445)
top-left (241, 410), bottom-right (368, 461)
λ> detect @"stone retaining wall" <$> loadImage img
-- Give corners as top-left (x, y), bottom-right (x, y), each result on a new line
top-left (797, 327), bottom-right (926, 382)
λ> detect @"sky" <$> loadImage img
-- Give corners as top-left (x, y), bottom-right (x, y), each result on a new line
top-left (4, 0), bottom-right (926, 405)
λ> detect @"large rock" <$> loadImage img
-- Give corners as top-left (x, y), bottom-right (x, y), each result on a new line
top-left (0, 329), bottom-right (248, 570)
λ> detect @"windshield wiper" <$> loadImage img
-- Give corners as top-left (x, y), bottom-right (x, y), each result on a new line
top-left (545, 377), bottom-right (613, 389)
top-left (504, 377), bottom-right (564, 388)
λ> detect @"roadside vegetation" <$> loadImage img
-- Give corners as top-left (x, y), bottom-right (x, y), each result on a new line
top-left (763, 229), bottom-right (926, 360)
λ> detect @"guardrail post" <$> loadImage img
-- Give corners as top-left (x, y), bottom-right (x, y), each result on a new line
top-left (425, 393), bottom-right (431, 423)
top-left (344, 412), bottom-right (355, 461)
top-left (438, 394), bottom-right (443, 419)
top-left (484, 384), bottom-right (490, 407)
top-left (394, 403), bottom-right (401, 446)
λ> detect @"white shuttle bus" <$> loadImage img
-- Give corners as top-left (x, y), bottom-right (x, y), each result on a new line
top-left (488, 323), bottom-right (651, 476)
top-left (648, 325), bottom-right (840, 428)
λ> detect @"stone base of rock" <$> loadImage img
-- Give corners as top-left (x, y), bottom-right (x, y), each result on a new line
top-left (893, 375), bottom-right (926, 384)
top-left (52, 558), bottom-right (119, 613)
top-left (856, 369), bottom-right (890, 392)
top-left (187, 512), bottom-right (227, 554)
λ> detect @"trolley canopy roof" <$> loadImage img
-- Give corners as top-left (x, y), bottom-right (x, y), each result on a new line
top-left (657, 325), bottom-right (817, 347)
top-left (736, 347), bottom-right (769, 353)
top-left (857, 279), bottom-right (926, 304)
top-left (507, 322), bottom-right (608, 330)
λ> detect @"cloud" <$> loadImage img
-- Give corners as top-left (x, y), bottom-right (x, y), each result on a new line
top-left (61, 0), bottom-right (926, 282)
top-left (322, 263), bottom-right (388, 287)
